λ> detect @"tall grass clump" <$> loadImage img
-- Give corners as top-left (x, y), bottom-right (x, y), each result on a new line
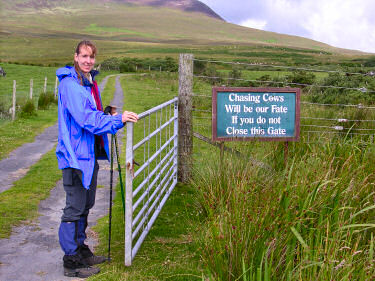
top-left (193, 138), bottom-right (375, 280)
top-left (20, 99), bottom-right (36, 118)
top-left (38, 91), bottom-right (57, 110)
top-left (0, 98), bottom-right (10, 119)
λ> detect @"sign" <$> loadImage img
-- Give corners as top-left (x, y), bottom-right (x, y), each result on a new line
top-left (212, 87), bottom-right (300, 142)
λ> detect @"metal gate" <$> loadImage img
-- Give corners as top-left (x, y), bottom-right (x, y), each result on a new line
top-left (124, 97), bottom-right (178, 266)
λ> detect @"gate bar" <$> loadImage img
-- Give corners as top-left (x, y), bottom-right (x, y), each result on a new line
top-left (125, 122), bottom-right (134, 266)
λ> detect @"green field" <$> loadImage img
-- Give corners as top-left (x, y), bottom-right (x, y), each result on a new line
top-left (0, 64), bottom-right (58, 110)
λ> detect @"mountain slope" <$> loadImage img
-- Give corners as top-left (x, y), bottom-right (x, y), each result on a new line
top-left (0, 0), bottom-right (368, 65)
top-left (4, 0), bottom-right (224, 20)
top-left (0, 0), bottom-right (334, 49)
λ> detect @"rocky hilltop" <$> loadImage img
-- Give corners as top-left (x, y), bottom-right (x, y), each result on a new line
top-left (119, 0), bottom-right (224, 20)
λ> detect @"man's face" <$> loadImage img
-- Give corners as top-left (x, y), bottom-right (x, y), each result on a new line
top-left (74, 46), bottom-right (95, 74)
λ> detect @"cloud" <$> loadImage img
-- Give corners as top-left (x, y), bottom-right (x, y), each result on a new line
top-left (199, 0), bottom-right (267, 22)
top-left (301, 0), bottom-right (375, 52)
top-left (200, 0), bottom-right (375, 53)
top-left (240, 19), bottom-right (267, 30)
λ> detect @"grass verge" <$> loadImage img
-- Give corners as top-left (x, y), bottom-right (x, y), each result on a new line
top-left (0, 107), bottom-right (58, 160)
top-left (90, 183), bottom-right (204, 280)
top-left (100, 74), bottom-right (117, 106)
top-left (0, 147), bottom-right (61, 239)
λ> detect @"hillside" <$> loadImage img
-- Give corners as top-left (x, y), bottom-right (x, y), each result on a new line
top-left (3, 0), bottom-right (224, 20)
top-left (0, 0), bottom-right (370, 65)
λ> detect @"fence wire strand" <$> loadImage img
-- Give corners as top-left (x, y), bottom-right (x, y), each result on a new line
top-left (301, 101), bottom-right (375, 109)
top-left (301, 117), bottom-right (375, 122)
top-left (301, 124), bottom-right (375, 131)
top-left (192, 94), bottom-right (375, 110)
top-left (193, 58), bottom-right (372, 77)
top-left (193, 75), bottom-right (375, 94)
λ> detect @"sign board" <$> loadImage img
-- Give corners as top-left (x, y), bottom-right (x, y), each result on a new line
top-left (212, 87), bottom-right (300, 142)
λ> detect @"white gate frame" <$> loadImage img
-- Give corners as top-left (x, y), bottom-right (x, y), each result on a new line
top-left (124, 97), bottom-right (178, 266)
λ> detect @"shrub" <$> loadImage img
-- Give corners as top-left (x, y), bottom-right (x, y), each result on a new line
top-left (20, 99), bottom-right (37, 118)
top-left (193, 59), bottom-right (207, 75)
top-left (119, 61), bottom-right (136, 73)
top-left (163, 56), bottom-right (178, 72)
top-left (38, 92), bottom-right (56, 110)
top-left (0, 99), bottom-right (10, 119)
top-left (101, 57), bottom-right (121, 71)
top-left (255, 74), bottom-right (285, 87)
top-left (309, 72), bottom-right (375, 105)
top-left (203, 65), bottom-right (223, 86)
top-left (101, 56), bottom-right (178, 72)
top-left (364, 56), bottom-right (375, 67)
top-left (285, 70), bottom-right (316, 86)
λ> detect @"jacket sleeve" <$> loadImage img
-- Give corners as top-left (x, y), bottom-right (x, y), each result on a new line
top-left (60, 78), bottom-right (124, 135)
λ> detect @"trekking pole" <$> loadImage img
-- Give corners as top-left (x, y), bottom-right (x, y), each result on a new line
top-left (108, 134), bottom-right (114, 261)
top-left (104, 106), bottom-right (115, 261)
top-left (114, 134), bottom-right (126, 217)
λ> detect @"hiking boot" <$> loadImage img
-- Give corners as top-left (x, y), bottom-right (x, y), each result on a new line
top-left (64, 266), bottom-right (100, 278)
top-left (63, 253), bottom-right (100, 278)
top-left (79, 244), bottom-right (107, 266)
top-left (84, 255), bottom-right (107, 266)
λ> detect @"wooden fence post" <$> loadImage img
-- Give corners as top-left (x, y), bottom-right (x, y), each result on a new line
top-left (30, 79), bottom-right (33, 99)
top-left (12, 80), bottom-right (16, 121)
top-left (54, 76), bottom-right (58, 98)
top-left (178, 53), bottom-right (194, 183)
top-left (160, 66), bottom-right (162, 72)
top-left (44, 77), bottom-right (47, 93)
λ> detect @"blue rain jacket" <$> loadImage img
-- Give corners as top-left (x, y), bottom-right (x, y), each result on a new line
top-left (56, 66), bottom-right (124, 189)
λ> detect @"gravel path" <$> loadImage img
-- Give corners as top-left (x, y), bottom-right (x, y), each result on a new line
top-left (0, 75), bottom-right (125, 281)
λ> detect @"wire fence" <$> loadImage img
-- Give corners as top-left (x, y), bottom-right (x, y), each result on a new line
top-left (194, 58), bottom-right (375, 77)
top-left (0, 77), bottom-right (58, 120)
top-left (191, 58), bottom-right (375, 146)
top-left (194, 75), bottom-right (374, 93)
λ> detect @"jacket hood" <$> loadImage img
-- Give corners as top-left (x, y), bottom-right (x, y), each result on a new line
top-left (56, 66), bottom-right (76, 82)
top-left (56, 66), bottom-right (99, 83)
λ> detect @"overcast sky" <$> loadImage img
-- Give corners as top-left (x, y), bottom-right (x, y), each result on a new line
top-left (200, 0), bottom-right (375, 53)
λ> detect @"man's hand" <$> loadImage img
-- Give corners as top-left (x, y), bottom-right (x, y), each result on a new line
top-left (122, 111), bottom-right (139, 123)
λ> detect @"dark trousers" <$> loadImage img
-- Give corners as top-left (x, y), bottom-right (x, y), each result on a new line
top-left (61, 161), bottom-right (99, 222)
top-left (59, 161), bottom-right (99, 255)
